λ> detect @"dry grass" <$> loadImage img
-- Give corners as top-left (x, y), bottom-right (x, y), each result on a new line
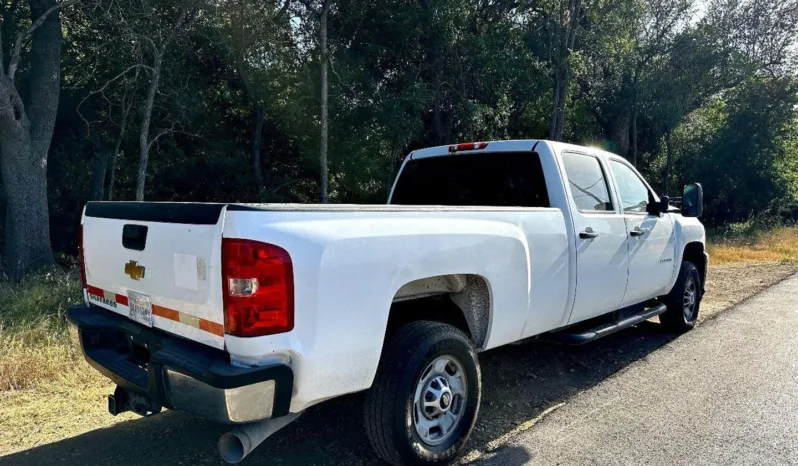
top-left (707, 226), bottom-right (798, 265)
top-left (0, 268), bottom-right (106, 392)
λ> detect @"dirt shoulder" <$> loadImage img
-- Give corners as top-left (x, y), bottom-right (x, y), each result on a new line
top-left (0, 261), bottom-right (795, 465)
top-left (700, 262), bottom-right (797, 319)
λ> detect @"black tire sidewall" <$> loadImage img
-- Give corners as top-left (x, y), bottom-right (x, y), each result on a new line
top-left (667, 261), bottom-right (701, 327)
top-left (391, 330), bottom-right (481, 464)
top-left (686, 266), bottom-right (702, 320)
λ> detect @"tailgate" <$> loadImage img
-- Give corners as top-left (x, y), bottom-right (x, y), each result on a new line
top-left (82, 202), bottom-right (227, 349)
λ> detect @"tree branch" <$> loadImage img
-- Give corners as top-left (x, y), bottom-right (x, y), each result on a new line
top-left (148, 125), bottom-right (175, 150)
top-left (7, 0), bottom-right (78, 80)
top-left (275, 0), bottom-right (291, 19)
top-left (77, 64), bottom-right (149, 132)
top-left (163, 4), bottom-right (201, 49)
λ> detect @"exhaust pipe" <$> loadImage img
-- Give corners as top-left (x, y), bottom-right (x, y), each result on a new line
top-left (218, 412), bottom-right (300, 464)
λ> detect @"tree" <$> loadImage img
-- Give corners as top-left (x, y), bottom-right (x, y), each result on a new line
top-left (77, 63), bottom-right (138, 201)
top-left (219, 0), bottom-right (291, 199)
top-left (545, 0), bottom-right (588, 141)
top-left (132, 1), bottom-right (202, 201)
top-left (0, 0), bottom-right (74, 277)
top-left (299, 0), bottom-right (331, 203)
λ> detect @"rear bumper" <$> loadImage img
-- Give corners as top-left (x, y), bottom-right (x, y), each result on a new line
top-left (67, 305), bottom-right (293, 424)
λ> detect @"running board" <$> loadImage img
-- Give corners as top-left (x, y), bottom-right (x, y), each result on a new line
top-left (551, 303), bottom-right (667, 345)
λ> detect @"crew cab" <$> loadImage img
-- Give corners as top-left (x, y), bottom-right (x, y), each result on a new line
top-left (68, 140), bottom-right (707, 465)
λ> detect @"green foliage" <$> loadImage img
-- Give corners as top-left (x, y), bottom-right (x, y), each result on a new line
top-left (19, 0), bottom-right (798, 257)
top-left (677, 77), bottom-right (798, 223)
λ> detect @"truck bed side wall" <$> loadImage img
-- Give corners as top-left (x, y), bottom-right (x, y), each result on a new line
top-left (222, 209), bottom-right (568, 412)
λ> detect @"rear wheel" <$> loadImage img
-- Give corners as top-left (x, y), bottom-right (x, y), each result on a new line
top-left (660, 261), bottom-right (702, 332)
top-left (364, 321), bottom-right (481, 465)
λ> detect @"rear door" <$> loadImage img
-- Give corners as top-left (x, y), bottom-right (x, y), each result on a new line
top-left (561, 151), bottom-right (630, 324)
top-left (608, 158), bottom-right (676, 305)
top-left (82, 203), bottom-right (227, 349)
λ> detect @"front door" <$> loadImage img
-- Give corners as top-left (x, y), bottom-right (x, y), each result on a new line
top-left (608, 158), bottom-right (676, 306)
top-left (562, 151), bottom-right (630, 324)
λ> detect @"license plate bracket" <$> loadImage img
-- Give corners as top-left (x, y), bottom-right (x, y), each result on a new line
top-left (127, 290), bottom-right (154, 327)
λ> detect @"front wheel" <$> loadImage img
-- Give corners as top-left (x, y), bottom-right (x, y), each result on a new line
top-left (660, 261), bottom-right (702, 332)
top-left (364, 321), bottom-right (481, 465)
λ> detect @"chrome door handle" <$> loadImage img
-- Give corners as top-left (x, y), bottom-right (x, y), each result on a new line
top-left (630, 227), bottom-right (645, 237)
top-left (579, 229), bottom-right (599, 239)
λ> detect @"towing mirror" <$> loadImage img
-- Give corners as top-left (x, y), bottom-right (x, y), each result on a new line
top-left (646, 193), bottom-right (670, 216)
top-left (682, 183), bottom-right (703, 218)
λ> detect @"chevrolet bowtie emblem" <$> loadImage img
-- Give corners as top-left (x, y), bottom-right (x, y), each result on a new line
top-left (124, 260), bottom-right (146, 281)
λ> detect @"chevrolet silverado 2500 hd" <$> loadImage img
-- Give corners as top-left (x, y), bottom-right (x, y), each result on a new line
top-left (68, 139), bottom-right (706, 465)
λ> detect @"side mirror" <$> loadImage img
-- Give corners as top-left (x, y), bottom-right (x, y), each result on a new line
top-left (681, 183), bottom-right (703, 218)
top-left (646, 195), bottom-right (670, 216)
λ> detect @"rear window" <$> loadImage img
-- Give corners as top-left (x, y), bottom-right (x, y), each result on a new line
top-left (390, 152), bottom-right (550, 207)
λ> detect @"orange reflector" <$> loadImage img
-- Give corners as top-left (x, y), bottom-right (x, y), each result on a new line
top-left (85, 285), bottom-right (224, 337)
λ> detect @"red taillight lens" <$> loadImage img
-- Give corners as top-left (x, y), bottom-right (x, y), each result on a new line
top-left (79, 225), bottom-right (87, 288)
top-left (222, 238), bottom-right (294, 337)
top-left (448, 142), bottom-right (488, 152)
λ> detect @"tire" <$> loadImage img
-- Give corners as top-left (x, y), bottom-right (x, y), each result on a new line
top-left (660, 261), bottom-right (702, 332)
top-left (364, 321), bottom-right (481, 465)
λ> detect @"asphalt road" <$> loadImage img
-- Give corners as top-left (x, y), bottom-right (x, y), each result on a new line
top-left (2, 273), bottom-right (796, 466)
top-left (480, 272), bottom-right (798, 466)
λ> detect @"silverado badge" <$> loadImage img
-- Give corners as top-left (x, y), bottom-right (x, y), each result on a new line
top-left (124, 260), bottom-right (146, 281)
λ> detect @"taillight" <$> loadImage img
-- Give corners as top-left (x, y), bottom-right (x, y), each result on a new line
top-left (448, 142), bottom-right (488, 152)
top-left (79, 225), bottom-right (87, 287)
top-left (222, 238), bottom-right (294, 337)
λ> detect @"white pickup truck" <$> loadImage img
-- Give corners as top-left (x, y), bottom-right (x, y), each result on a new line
top-left (69, 140), bottom-right (707, 465)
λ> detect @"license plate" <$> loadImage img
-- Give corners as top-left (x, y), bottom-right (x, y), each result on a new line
top-left (127, 290), bottom-right (154, 327)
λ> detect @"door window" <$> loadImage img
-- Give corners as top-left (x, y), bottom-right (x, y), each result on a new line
top-left (562, 152), bottom-right (613, 212)
top-left (610, 160), bottom-right (651, 213)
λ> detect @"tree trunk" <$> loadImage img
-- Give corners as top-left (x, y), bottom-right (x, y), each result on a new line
top-left (664, 129), bottom-right (673, 196)
top-left (107, 96), bottom-right (129, 201)
top-left (610, 111), bottom-right (630, 157)
top-left (90, 149), bottom-right (107, 201)
top-left (0, 0), bottom-right (62, 277)
top-left (319, 0), bottom-right (330, 204)
top-left (630, 68), bottom-right (639, 166)
top-left (107, 132), bottom-right (123, 201)
top-left (548, 0), bottom-right (581, 142)
top-left (549, 65), bottom-right (566, 141)
top-left (252, 106), bottom-right (266, 199)
top-left (136, 51), bottom-right (163, 201)
top-left (0, 128), bottom-right (53, 276)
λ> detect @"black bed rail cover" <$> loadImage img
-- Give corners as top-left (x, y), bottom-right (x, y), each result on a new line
top-left (85, 202), bottom-right (226, 225)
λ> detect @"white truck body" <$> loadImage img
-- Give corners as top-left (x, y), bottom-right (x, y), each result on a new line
top-left (72, 140), bottom-right (706, 460)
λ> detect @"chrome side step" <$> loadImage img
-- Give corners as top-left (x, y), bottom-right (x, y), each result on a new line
top-left (552, 303), bottom-right (667, 345)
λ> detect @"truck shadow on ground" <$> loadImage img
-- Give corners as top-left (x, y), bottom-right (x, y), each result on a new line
top-left (1, 322), bottom-right (676, 466)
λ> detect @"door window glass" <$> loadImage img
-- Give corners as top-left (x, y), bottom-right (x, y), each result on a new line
top-left (610, 160), bottom-right (650, 213)
top-left (562, 152), bottom-right (613, 212)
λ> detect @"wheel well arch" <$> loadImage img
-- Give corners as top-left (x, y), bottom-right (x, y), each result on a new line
top-left (682, 242), bottom-right (707, 291)
top-left (385, 274), bottom-right (492, 350)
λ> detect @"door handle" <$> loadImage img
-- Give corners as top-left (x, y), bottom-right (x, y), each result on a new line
top-left (630, 227), bottom-right (645, 237)
top-left (579, 229), bottom-right (599, 239)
